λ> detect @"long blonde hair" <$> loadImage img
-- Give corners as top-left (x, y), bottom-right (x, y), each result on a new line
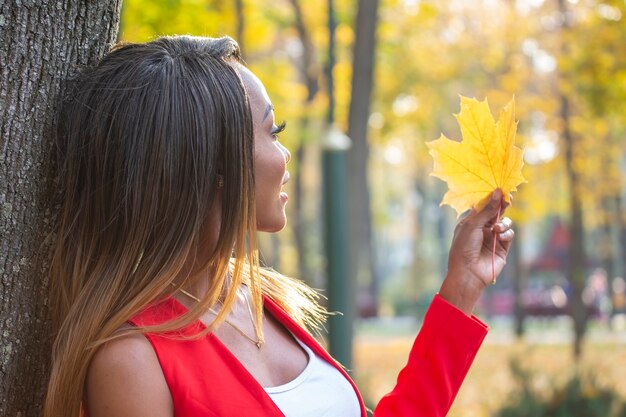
top-left (45, 35), bottom-right (325, 417)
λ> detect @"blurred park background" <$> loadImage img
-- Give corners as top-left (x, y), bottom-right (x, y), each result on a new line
top-left (120, 0), bottom-right (626, 415)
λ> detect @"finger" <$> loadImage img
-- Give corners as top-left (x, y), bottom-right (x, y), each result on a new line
top-left (493, 217), bottom-right (513, 233)
top-left (493, 230), bottom-right (514, 260)
top-left (498, 228), bottom-right (515, 242)
top-left (474, 189), bottom-right (504, 225)
top-left (496, 237), bottom-right (512, 260)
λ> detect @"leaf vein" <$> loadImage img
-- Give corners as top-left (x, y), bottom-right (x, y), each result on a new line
top-left (468, 108), bottom-right (499, 186)
top-left (435, 147), bottom-right (497, 189)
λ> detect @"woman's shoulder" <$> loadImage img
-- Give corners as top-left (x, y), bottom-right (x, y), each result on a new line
top-left (85, 329), bottom-right (173, 417)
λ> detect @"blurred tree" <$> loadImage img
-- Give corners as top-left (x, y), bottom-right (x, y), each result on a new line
top-left (286, 0), bottom-right (322, 283)
top-left (545, 0), bottom-right (626, 358)
top-left (0, 2), bottom-right (122, 415)
top-left (557, 0), bottom-right (588, 360)
top-left (120, 0), bottom-right (237, 45)
top-left (347, 0), bottom-right (381, 317)
top-left (569, 0), bottom-right (626, 308)
top-left (235, 0), bottom-right (246, 57)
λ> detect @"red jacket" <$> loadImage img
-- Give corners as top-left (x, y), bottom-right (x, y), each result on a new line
top-left (130, 294), bottom-right (488, 417)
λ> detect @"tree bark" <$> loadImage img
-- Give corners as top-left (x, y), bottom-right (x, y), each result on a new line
top-left (346, 0), bottom-right (380, 318)
top-left (0, 1), bottom-right (121, 415)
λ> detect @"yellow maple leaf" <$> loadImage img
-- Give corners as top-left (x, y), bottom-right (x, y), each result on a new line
top-left (427, 96), bottom-right (526, 216)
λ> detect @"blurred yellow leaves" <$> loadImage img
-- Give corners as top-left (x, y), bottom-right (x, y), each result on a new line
top-left (117, 0), bottom-right (626, 275)
top-left (427, 96), bottom-right (526, 215)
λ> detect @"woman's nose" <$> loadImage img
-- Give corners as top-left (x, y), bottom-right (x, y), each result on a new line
top-left (280, 142), bottom-right (291, 164)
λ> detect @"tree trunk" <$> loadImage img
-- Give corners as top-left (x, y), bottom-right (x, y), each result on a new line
top-left (616, 192), bottom-right (626, 317)
top-left (0, 2), bottom-right (121, 415)
top-left (557, 0), bottom-right (587, 360)
top-left (234, 0), bottom-right (245, 58)
top-left (511, 226), bottom-right (526, 338)
top-left (618, 193), bottom-right (626, 279)
top-left (560, 94), bottom-right (587, 359)
top-left (287, 0), bottom-right (320, 284)
top-left (346, 0), bottom-right (380, 318)
top-left (599, 196), bottom-right (616, 315)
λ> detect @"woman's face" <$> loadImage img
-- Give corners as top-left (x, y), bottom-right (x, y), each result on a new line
top-left (237, 65), bottom-right (291, 233)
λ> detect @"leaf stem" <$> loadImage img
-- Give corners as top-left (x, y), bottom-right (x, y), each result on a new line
top-left (491, 203), bottom-right (502, 285)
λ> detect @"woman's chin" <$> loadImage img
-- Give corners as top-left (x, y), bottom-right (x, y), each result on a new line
top-left (257, 216), bottom-right (287, 233)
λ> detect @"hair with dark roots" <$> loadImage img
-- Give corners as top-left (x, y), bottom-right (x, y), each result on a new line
top-left (45, 35), bottom-right (325, 417)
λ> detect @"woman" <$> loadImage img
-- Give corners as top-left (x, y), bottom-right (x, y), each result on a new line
top-left (45, 36), bottom-right (514, 417)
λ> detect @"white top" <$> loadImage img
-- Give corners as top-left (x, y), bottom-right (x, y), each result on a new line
top-left (264, 337), bottom-right (361, 417)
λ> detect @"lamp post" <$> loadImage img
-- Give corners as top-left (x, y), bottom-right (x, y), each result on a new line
top-left (322, 127), bottom-right (352, 369)
top-left (323, 0), bottom-right (353, 369)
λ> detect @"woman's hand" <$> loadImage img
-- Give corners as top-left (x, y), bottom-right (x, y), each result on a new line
top-left (439, 189), bottom-right (515, 316)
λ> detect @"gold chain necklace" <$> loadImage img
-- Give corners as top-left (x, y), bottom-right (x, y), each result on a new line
top-left (171, 283), bottom-right (264, 349)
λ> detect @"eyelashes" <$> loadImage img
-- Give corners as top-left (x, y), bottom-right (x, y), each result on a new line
top-left (271, 121), bottom-right (287, 137)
